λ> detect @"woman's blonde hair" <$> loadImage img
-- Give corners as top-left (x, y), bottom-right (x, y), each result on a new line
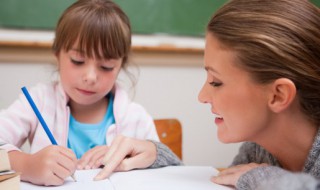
top-left (207, 0), bottom-right (320, 125)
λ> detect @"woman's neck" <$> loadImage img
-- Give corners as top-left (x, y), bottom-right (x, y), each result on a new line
top-left (254, 113), bottom-right (318, 171)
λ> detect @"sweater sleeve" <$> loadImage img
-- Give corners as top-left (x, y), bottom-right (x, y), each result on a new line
top-left (237, 166), bottom-right (320, 190)
top-left (231, 142), bottom-right (280, 166)
top-left (148, 140), bottom-right (183, 168)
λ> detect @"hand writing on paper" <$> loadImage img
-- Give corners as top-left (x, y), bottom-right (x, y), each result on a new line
top-left (94, 135), bottom-right (157, 181)
top-left (10, 145), bottom-right (77, 186)
top-left (77, 145), bottom-right (109, 170)
top-left (212, 163), bottom-right (268, 187)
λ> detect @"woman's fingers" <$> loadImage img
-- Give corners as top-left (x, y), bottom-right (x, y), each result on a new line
top-left (94, 136), bottom-right (157, 181)
top-left (212, 163), bottom-right (269, 187)
top-left (94, 136), bottom-right (132, 180)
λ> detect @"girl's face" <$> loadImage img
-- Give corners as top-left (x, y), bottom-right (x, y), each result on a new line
top-left (57, 47), bottom-right (122, 107)
top-left (199, 34), bottom-right (272, 143)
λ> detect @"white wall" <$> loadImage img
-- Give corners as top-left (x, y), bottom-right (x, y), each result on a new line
top-left (122, 65), bottom-right (242, 167)
top-left (0, 62), bottom-right (241, 168)
top-left (0, 28), bottom-right (242, 168)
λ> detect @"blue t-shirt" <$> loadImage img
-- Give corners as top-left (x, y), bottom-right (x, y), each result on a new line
top-left (67, 94), bottom-right (115, 159)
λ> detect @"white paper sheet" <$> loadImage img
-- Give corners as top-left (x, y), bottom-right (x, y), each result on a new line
top-left (21, 166), bottom-right (234, 190)
top-left (110, 166), bottom-right (233, 190)
top-left (21, 169), bottom-right (113, 190)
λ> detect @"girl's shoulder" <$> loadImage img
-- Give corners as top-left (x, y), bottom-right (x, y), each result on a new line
top-left (28, 81), bottom-right (59, 95)
top-left (26, 81), bottom-right (66, 102)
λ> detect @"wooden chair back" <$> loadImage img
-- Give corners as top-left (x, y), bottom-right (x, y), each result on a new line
top-left (154, 118), bottom-right (182, 160)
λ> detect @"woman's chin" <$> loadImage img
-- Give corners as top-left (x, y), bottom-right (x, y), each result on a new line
top-left (217, 132), bottom-right (240, 144)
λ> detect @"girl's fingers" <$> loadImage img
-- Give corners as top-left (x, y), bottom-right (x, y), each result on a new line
top-left (77, 147), bottom-right (98, 169)
top-left (43, 173), bottom-right (65, 186)
top-left (52, 162), bottom-right (73, 180)
top-left (59, 146), bottom-right (77, 162)
top-left (87, 147), bottom-right (108, 168)
top-left (93, 157), bottom-right (105, 169)
top-left (78, 146), bottom-right (108, 169)
top-left (57, 148), bottom-right (77, 172)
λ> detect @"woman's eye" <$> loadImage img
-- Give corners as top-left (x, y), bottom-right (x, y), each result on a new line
top-left (209, 81), bottom-right (222, 87)
top-left (71, 59), bottom-right (84, 65)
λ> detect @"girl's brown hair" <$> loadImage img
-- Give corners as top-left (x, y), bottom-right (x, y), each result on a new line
top-left (52, 0), bottom-right (131, 67)
top-left (207, 0), bottom-right (320, 125)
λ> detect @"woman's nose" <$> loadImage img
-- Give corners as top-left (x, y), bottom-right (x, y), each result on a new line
top-left (198, 83), bottom-right (209, 104)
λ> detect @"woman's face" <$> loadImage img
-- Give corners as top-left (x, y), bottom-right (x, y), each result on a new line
top-left (198, 34), bottom-right (272, 143)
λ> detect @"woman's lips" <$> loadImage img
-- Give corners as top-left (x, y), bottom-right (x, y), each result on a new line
top-left (213, 113), bottom-right (223, 125)
top-left (215, 117), bottom-right (224, 125)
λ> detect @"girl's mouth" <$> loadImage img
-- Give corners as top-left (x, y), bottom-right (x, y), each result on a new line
top-left (77, 88), bottom-right (95, 95)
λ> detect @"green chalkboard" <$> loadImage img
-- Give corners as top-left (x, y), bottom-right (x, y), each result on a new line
top-left (0, 0), bottom-right (319, 37)
top-left (0, 0), bottom-right (226, 37)
top-left (312, 0), bottom-right (320, 6)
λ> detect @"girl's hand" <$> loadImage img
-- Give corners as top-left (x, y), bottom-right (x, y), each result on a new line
top-left (9, 145), bottom-right (77, 186)
top-left (212, 163), bottom-right (268, 187)
top-left (77, 145), bottom-right (109, 170)
top-left (94, 135), bottom-right (157, 181)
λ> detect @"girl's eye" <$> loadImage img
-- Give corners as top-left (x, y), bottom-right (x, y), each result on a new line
top-left (71, 59), bottom-right (84, 65)
top-left (101, 66), bottom-right (114, 71)
top-left (209, 81), bottom-right (222, 87)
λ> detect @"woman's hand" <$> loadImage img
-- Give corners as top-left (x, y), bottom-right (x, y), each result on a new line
top-left (9, 145), bottom-right (77, 186)
top-left (94, 135), bottom-right (157, 181)
top-left (212, 163), bottom-right (268, 187)
top-left (77, 145), bottom-right (109, 170)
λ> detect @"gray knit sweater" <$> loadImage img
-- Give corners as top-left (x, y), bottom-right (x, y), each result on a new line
top-left (148, 140), bottom-right (183, 168)
top-left (232, 128), bottom-right (320, 190)
top-left (150, 129), bottom-right (320, 190)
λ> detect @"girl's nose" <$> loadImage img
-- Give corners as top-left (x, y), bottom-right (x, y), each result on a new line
top-left (83, 66), bottom-right (97, 84)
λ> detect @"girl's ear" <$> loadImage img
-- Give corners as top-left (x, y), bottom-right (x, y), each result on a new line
top-left (54, 51), bottom-right (60, 59)
top-left (54, 51), bottom-right (60, 68)
top-left (268, 78), bottom-right (297, 113)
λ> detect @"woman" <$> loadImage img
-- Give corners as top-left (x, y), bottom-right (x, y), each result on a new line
top-left (94, 0), bottom-right (320, 189)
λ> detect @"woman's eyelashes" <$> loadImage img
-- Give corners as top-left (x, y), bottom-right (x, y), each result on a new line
top-left (209, 81), bottom-right (223, 87)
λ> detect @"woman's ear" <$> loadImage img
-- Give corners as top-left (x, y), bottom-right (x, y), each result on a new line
top-left (268, 78), bottom-right (297, 113)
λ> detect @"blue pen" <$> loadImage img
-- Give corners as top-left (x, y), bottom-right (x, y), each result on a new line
top-left (21, 86), bottom-right (77, 181)
top-left (21, 86), bottom-right (57, 145)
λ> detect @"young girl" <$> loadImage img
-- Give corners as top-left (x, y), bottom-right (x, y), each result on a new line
top-left (0, 0), bottom-right (159, 186)
top-left (94, 0), bottom-right (320, 189)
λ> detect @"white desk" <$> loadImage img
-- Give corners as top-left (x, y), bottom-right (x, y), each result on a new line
top-left (21, 166), bottom-right (234, 190)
